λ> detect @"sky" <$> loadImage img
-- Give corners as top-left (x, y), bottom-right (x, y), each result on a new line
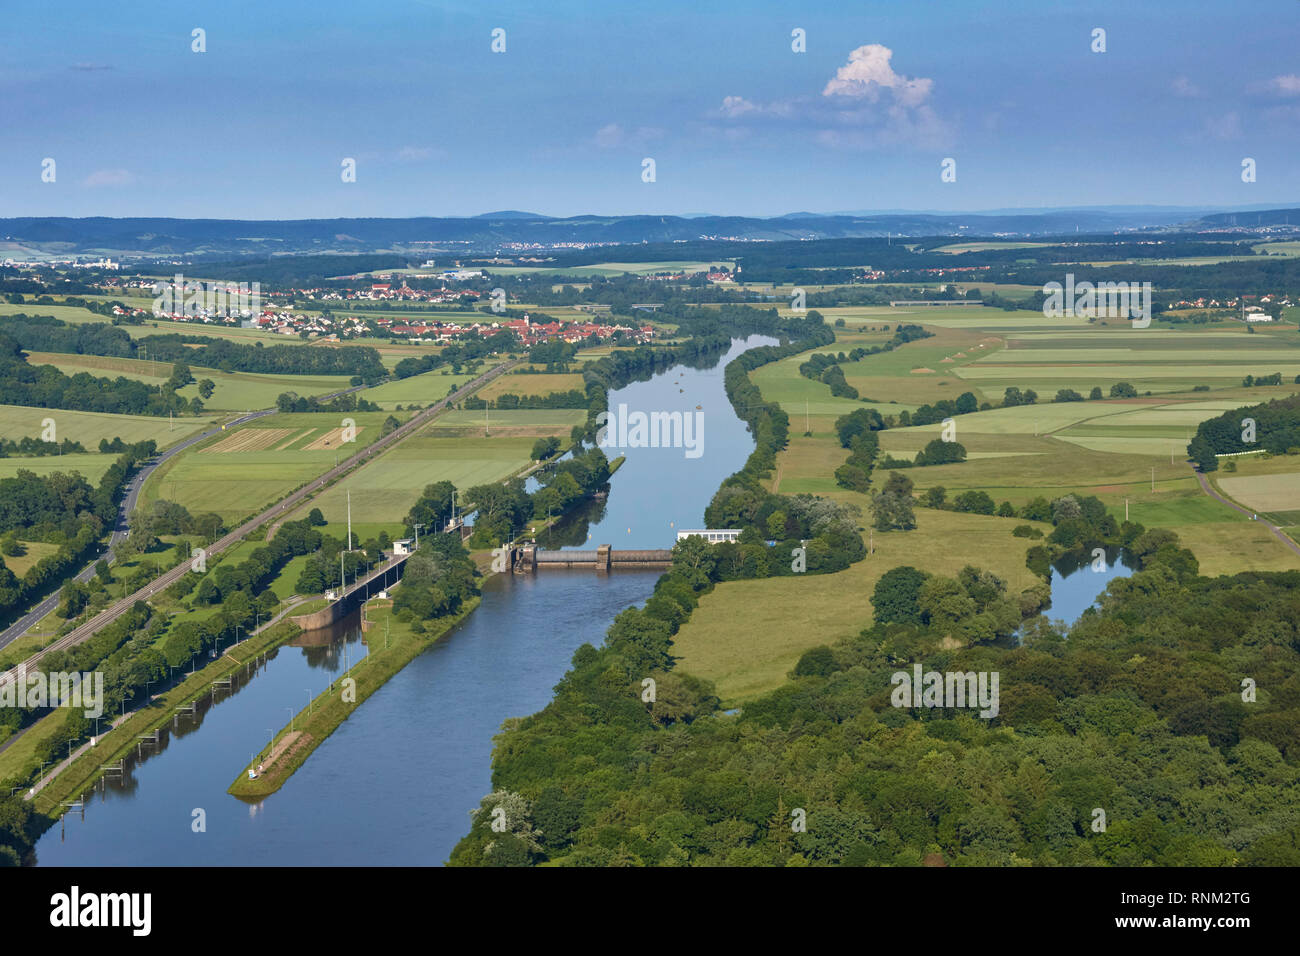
top-left (2, 0), bottom-right (1299, 219)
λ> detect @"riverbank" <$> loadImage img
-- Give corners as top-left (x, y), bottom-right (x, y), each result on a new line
top-left (29, 616), bottom-right (301, 820)
top-left (227, 595), bottom-right (481, 799)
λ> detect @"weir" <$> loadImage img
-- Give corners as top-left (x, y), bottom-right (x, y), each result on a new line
top-left (515, 545), bottom-right (672, 572)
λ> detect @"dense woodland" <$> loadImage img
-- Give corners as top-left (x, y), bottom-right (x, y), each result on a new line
top-left (449, 548), bottom-right (1300, 866)
top-left (1189, 392), bottom-right (1300, 470)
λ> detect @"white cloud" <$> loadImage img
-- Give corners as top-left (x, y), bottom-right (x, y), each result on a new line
top-left (710, 43), bottom-right (949, 149)
top-left (1267, 74), bottom-right (1300, 96)
top-left (82, 169), bottom-right (135, 187)
top-left (592, 124), bottom-right (663, 148)
top-left (394, 146), bottom-right (446, 163)
top-left (1171, 75), bottom-right (1202, 97)
top-left (1203, 111), bottom-right (1243, 141)
top-left (822, 44), bottom-right (933, 108)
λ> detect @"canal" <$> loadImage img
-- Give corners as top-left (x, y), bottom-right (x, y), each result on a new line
top-left (32, 335), bottom-right (774, 865)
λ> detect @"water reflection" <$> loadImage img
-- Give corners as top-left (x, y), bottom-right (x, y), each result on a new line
top-left (32, 336), bottom-right (774, 866)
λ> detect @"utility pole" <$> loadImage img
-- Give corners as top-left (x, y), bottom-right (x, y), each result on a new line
top-left (1151, 467), bottom-right (1155, 492)
top-left (347, 488), bottom-right (352, 552)
top-left (1125, 497), bottom-right (1129, 522)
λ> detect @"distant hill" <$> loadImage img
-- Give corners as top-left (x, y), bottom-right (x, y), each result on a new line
top-left (473, 210), bottom-right (548, 219)
top-left (3, 205), bottom-right (1296, 258)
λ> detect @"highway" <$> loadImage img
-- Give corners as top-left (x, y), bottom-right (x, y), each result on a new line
top-left (0, 362), bottom-right (516, 679)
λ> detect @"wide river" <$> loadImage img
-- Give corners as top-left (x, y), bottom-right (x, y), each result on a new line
top-left (32, 335), bottom-right (774, 865)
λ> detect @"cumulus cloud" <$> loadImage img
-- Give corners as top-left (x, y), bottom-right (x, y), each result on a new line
top-left (82, 169), bottom-right (135, 187)
top-left (711, 43), bottom-right (948, 149)
top-left (822, 44), bottom-right (933, 107)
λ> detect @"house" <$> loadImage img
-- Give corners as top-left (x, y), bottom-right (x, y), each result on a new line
top-left (392, 538), bottom-right (415, 555)
top-left (676, 529), bottom-right (742, 544)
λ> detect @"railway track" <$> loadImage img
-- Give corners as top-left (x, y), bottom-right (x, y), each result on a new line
top-left (0, 359), bottom-right (519, 689)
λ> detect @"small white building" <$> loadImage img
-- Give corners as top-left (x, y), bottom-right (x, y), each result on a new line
top-left (392, 538), bottom-right (415, 555)
top-left (676, 529), bottom-right (742, 544)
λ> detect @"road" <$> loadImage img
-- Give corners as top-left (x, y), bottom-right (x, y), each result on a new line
top-left (0, 407), bottom-right (278, 653)
top-left (0, 364), bottom-right (515, 677)
top-left (1195, 468), bottom-right (1300, 558)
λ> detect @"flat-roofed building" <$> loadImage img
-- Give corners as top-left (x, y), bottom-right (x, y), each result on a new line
top-left (676, 529), bottom-right (741, 544)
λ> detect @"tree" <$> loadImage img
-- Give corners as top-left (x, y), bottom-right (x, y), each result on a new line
top-left (197, 379), bottom-right (216, 399)
top-left (882, 471), bottom-right (914, 497)
top-left (531, 436), bottom-right (561, 460)
top-left (923, 486), bottom-right (947, 509)
top-left (914, 439), bottom-right (966, 466)
top-left (953, 490), bottom-right (995, 514)
top-left (872, 490), bottom-right (916, 531)
top-left (1110, 382), bottom-right (1138, 398)
top-left (871, 565), bottom-right (930, 624)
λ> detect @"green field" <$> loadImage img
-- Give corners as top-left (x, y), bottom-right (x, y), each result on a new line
top-left (361, 368), bottom-right (475, 409)
top-left (433, 408), bottom-right (587, 431)
top-left (673, 509), bottom-right (1044, 705)
top-left (138, 413), bottom-right (401, 523)
top-left (0, 453), bottom-right (119, 483)
top-left (24, 351), bottom-right (353, 410)
top-left (479, 371), bottom-right (585, 400)
top-left (0, 403), bottom-right (213, 448)
top-left (286, 434), bottom-right (540, 537)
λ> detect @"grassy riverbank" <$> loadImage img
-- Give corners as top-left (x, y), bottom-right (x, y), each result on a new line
top-left (29, 618), bottom-right (300, 819)
top-left (227, 595), bottom-right (481, 799)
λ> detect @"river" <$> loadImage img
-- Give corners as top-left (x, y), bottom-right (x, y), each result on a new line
top-left (32, 334), bottom-right (774, 865)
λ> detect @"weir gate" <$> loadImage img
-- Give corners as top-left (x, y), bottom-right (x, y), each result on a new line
top-left (513, 545), bottom-right (672, 572)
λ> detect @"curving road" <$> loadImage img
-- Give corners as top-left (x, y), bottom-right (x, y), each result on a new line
top-left (1195, 468), bottom-right (1300, 558)
top-left (0, 365), bottom-right (514, 670)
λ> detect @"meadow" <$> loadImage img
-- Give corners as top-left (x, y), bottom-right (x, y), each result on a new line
top-left (286, 434), bottom-right (540, 540)
top-left (0, 403), bottom-right (213, 447)
top-left (672, 509), bottom-right (1045, 705)
top-left (360, 368), bottom-right (475, 408)
top-left (23, 351), bottom-right (353, 410)
top-left (137, 412), bottom-right (402, 523)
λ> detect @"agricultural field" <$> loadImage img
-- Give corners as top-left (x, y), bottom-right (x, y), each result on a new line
top-left (0, 403), bottom-right (213, 447)
top-left (430, 408), bottom-right (586, 436)
top-left (137, 412), bottom-right (401, 523)
top-left (22, 351), bottom-right (354, 410)
top-left (673, 509), bottom-right (1045, 706)
top-left (1215, 455), bottom-right (1300, 520)
top-left (0, 453), bottom-right (119, 484)
top-left (478, 371), bottom-right (585, 401)
top-left (360, 368), bottom-right (475, 408)
top-left (761, 308), bottom-right (1300, 578)
top-left (287, 434), bottom-right (540, 541)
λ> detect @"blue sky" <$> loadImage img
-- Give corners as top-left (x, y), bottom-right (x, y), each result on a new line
top-left (2, 0), bottom-right (1298, 218)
